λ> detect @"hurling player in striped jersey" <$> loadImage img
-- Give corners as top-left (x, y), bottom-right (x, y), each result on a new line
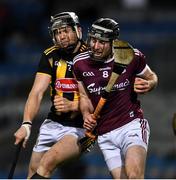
top-left (14, 12), bottom-right (90, 179)
top-left (73, 18), bottom-right (158, 179)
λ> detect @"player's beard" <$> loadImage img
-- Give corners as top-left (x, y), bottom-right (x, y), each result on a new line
top-left (60, 40), bottom-right (79, 54)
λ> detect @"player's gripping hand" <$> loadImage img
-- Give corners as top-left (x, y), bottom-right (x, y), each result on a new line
top-left (54, 95), bottom-right (78, 113)
top-left (134, 77), bottom-right (151, 94)
top-left (14, 121), bottom-right (32, 148)
top-left (83, 113), bottom-right (97, 132)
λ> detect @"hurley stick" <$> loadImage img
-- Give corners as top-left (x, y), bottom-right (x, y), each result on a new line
top-left (8, 141), bottom-right (23, 179)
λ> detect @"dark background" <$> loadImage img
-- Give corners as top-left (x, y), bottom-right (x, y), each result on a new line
top-left (0, 0), bottom-right (176, 178)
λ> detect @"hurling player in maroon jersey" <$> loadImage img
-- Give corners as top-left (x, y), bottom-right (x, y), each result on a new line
top-left (73, 18), bottom-right (158, 179)
top-left (14, 12), bottom-right (89, 178)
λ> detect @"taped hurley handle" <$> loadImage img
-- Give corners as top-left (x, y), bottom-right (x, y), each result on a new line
top-left (85, 40), bottom-right (134, 139)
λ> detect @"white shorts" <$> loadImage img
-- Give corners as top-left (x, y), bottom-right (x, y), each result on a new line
top-left (33, 119), bottom-right (86, 152)
top-left (97, 118), bottom-right (150, 171)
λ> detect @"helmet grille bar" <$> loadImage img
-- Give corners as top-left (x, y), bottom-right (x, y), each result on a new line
top-left (88, 18), bottom-right (120, 42)
top-left (92, 24), bottom-right (113, 33)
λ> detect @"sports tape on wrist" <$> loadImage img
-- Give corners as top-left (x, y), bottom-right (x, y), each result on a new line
top-left (22, 121), bottom-right (32, 126)
top-left (21, 123), bottom-right (31, 140)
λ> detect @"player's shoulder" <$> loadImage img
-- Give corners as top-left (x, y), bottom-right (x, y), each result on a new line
top-left (134, 48), bottom-right (145, 59)
top-left (43, 45), bottom-right (60, 56)
top-left (73, 51), bottom-right (90, 65)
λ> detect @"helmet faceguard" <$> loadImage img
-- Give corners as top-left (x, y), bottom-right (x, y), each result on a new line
top-left (87, 18), bottom-right (120, 62)
top-left (48, 12), bottom-right (82, 52)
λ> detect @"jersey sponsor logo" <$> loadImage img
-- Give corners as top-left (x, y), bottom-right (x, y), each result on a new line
top-left (83, 72), bottom-right (95, 77)
top-left (55, 78), bottom-right (78, 92)
top-left (113, 79), bottom-right (130, 90)
top-left (87, 83), bottom-right (105, 95)
top-left (87, 79), bottom-right (130, 95)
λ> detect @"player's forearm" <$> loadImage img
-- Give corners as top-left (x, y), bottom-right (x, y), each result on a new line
top-left (147, 71), bottom-right (158, 91)
top-left (80, 94), bottom-right (94, 117)
top-left (23, 91), bottom-right (43, 123)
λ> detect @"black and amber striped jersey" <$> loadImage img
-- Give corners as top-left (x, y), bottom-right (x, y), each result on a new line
top-left (37, 40), bottom-right (88, 128)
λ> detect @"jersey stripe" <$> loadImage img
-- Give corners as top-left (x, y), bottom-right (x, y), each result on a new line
top-left (80, 44), bottom-right (87, 52)
top-left (73, 51), bottom-right (90, 64)
top-left (73, 91), bottom-right (80, 101)
top-left (56, 59), bottom-right (67, 97)
top-left (44, 46), bottom-right (60, 55)
top-left (44, 46), bottom-right (55, 54)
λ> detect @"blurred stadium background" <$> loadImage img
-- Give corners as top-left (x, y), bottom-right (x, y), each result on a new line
top-left (0, 0), bottom-right (176, 178)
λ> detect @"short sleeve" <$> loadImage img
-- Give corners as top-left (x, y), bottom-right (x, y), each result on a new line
top-left (134, 49), bottom-right (147, 75)
top-left (37, 53), bottom-right (52, 76)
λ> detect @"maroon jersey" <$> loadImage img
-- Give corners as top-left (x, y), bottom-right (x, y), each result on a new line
top-left (73, 49), bottom-right (147, 135)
